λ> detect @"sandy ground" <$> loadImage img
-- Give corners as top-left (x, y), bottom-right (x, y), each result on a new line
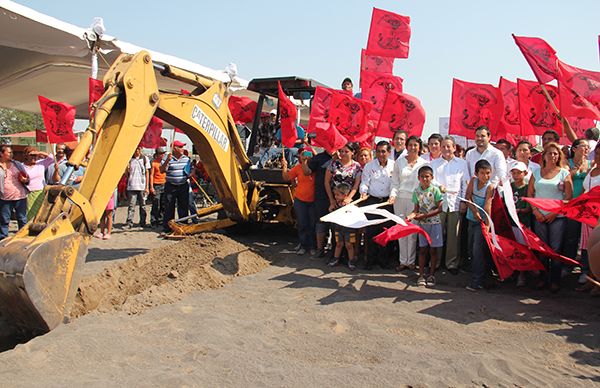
top-left (0, 206), bottom-right (598, 387)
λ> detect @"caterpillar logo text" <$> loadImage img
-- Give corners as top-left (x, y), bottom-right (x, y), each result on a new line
top-left (191, 105), bottom-right (230, 152)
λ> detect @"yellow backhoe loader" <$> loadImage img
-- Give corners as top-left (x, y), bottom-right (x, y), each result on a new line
top-left (0, 51), bottom-right (322, 335)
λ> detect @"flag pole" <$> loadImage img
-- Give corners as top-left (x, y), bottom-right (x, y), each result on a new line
top-left (47, 138), bottom-right (54, 160)
top-left (170, 127), bottom-right (177, 152)
top-left (538, 84), bottom-right (568, 137)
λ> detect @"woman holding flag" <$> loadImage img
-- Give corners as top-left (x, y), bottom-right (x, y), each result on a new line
top-left (527, 142), bottom-right (573, 293)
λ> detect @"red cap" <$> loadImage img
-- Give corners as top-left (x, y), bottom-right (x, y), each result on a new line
top-left (173, 140), bottom-right (186, 147)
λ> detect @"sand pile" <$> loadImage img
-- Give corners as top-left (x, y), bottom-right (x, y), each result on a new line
top-left (71, 233), bottom-right (268, 317)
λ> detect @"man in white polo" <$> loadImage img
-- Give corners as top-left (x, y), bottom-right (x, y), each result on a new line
top-left (465, 126), bottom-right (507, 185)
top-left (360, 140), bottom-right (395, 269)
top-left (431, 136), bottom-right (470, 274)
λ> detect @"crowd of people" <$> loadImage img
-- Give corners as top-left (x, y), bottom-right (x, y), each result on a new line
top-left (0, 85), bottom-right (598, 296)
top-left (279, 122), bottom-right (600, 295)
top-left (0, 140), bottom-right (210, 241)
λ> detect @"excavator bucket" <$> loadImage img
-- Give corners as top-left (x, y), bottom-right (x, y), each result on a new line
top-left (0, 214), bottom-right (88, 334)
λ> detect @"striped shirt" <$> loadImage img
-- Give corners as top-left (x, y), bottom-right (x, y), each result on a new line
top-left (162, 155), bottom-right (190, 185)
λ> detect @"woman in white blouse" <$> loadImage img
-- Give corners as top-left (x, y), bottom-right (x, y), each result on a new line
top-left (389, 136), bottom-right (428, 270)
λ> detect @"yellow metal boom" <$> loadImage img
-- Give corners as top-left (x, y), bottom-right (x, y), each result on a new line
top-left (0, 51), bottom-right (293, 334)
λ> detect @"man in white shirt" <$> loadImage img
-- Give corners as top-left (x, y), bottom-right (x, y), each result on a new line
top-left (421, 134), bottom-right (443, 162)
top-left (465, 126), bottom-right (508, 185)
top-left (390, 130), bottom-right (407, 161)
top-left (360, 141), bottom-right (395, 269)
top-left (125, 146), bottom-right (150, 229)
top-left (495, 138), bottom-right (516, 179)
top-left (431, 136), bottom-right (470, 274)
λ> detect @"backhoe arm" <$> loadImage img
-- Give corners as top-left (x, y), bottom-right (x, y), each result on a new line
top-left (0, 51), bottom-right (251, 334)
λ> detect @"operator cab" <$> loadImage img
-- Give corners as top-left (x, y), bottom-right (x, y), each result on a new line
top-left (244, 76), bottom-right (328, 167)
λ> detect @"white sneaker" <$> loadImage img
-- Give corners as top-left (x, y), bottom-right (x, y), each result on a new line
top-left (294, 243), bottom-right (302, 251)
top-left (296, 248), bottom-right (306, 255)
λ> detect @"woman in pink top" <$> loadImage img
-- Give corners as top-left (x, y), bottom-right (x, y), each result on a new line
top-left (23, 146), bottom-right (54, 221)
top-left (0, 145), bottom-right (30, 239)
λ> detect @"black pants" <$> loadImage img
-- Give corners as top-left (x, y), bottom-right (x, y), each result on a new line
top-left (361, 196), bottom-right (395, 268)
top-left (163, 182), bottom-right (190, 232)
top-left (150, 184), bottom-right (165, 225)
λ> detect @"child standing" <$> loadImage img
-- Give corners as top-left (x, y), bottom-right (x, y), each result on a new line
top-left (510, 161), bottom-right (531, 228)
top-left (407, 166), bottom-right (443, 287)
top-left (328, 183), bottom-right (358, 270)
top-left (465, 159), bottom-right (495, 291)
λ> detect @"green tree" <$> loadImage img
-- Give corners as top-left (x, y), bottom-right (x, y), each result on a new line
top-left (0, 108), bottom-right (45, 135)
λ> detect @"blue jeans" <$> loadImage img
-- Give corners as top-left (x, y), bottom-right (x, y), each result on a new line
top-left (0, 198), bottom-right (27, 240)
top-left (468, 220), bottom-right (491, 288)
top-left (533, 217), bottom-right (567, 285)
top-left (163, 182), bottom-right (190, 233)
top-left (294, 198), bottom-right (316, 250)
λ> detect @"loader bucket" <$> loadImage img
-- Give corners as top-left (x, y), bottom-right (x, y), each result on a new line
top-left (0, 215), bottom-right (88, 335)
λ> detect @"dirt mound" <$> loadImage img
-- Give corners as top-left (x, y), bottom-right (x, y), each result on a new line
top-left (71, 233), bottom-right (268, 317)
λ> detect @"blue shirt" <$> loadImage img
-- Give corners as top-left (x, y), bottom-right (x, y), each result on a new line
top-left (466, 178), bottom-right (491, 222)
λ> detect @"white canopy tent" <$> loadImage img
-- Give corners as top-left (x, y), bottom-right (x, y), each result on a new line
top-left (0, 0), bottom-right (248, 119)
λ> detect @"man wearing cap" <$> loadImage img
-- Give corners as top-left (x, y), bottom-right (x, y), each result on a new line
top-left (160, 140), bottom-right (191, 234)
top-left (341, 78), bottom-right (353, 94)
top-left (150, 147), bottom-right (167, 228)
top-left (124, 146), bottom-right (151, 229)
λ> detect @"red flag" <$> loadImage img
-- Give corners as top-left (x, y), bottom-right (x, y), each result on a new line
top-left (278, 82), bottom-right (298, 148)
top-left (376, 90), bottom-right (426, 139)
top-left (359, 70), bottom-right (403, 97)
top-left (521, 226), bottom-right (579, 266)
top-left (329, 92), bottom-right (373, 142)
top-left (360, 71), bottom-right (403, 121)
top-left (480, 222), bottom-right (545, 280)
top-left (140, 116), bottom-right (163, 148)
top-left (313, 122), bottom-right (348, 154)
top-left (180, 89), bottom-right (191, 95)
top-left (228, 95), bottom-right (258, 124)
top-left (88, 77), bottom-right (104, 116)
top-left (517, 79), bottom-right (561, 136)
top-left (38, 96), bottom-right (77, 143)
top-left (497, 77), bottom-right (521, 140)
top-left (522, 186), bottom-right (600, 227)
top-left (358, 120), bottom-right (377, 149)
top-left (35, 129), bottom-right (48, 143)
top-left (360, 48), bottom-right (394, 73)
top-left (560, 117), bottom-right (595, 145)
top-left (512, 35), bottom-right (559, 84)
top-left (490, 191), bottom-right (516, 240)
top-left (373, 222), bottom-right (430, 246)
top-left (449, 79), bottom-right (501, 139)
top-left (308, 86), bottom-right (335, 133)
top-left (557, 61), bottom-right (600, 120)
top-left (366, 8), bottom-right (411, 59)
